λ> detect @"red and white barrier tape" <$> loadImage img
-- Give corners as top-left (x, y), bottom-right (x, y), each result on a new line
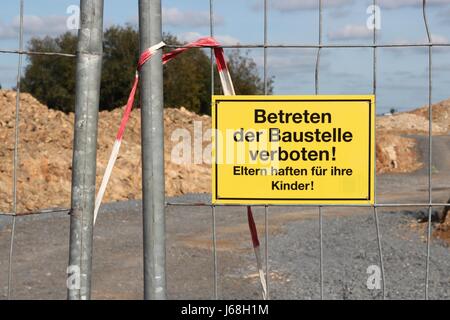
top-left (93, 37), bottom-right (266, 299)
top-left (247, 207), bottom-right (268, 300)
top-left (93, 40), bottom-right (165, 223)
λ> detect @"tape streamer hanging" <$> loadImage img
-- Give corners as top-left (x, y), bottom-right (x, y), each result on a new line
top-left (93, 37), bottom-right (267, 299)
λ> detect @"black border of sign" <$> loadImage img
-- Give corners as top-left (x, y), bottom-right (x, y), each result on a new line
top-left (214, 98), bottom-right (373, 201)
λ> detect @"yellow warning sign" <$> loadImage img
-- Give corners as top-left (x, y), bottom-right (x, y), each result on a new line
top-left (212, 95), bottom-right (375, 205)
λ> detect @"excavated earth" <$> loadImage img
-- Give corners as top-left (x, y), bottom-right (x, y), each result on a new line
top-left (0, 90), bottom-right (211, 212)
top-left (2, 89), bottom-right (448, 213)
top-left (0, 91), bottom-right (449, 300)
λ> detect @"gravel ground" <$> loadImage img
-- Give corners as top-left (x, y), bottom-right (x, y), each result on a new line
top-left (0, 136), bottom-right (448, 300)
top-left (268, 209), bottom-right (449, 300)
top-left (0, 192), bottom-right (448, 300)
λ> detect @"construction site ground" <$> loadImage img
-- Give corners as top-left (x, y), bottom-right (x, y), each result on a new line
top-left (0, 91), bottom-right (449, 299)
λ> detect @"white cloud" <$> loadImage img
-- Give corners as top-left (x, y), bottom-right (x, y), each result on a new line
top-left (253, 49), bottom-right (331, 76)
top-left (215, 35), bottom-right (240, 45)
top-left (435, 63), bottom-right (450, 71)
top-left (14, 15), bottom-right (69, 36)
top-left (0, 20), bottom-right (17, 39)
top-left (387, 35), bottom-right (449, 56)
top-left (178, 31), bottom-right (203, 43)
top-left (328, 24), bottom-right (372, 40)
top-left (437, 7), bottom-right (450, 24)
top-left (178, 31), bottom-right (239, 45)
top-left (378, 0), bottom-right (450, 9)
top-left (396, 33), bottom-right (450, 44)
top-left (252, 0), bottom-right (354, 12)
top-left (129, 7), bottom-right (225, 28)
top-left (267, 55), bottom-right (317, 74)
top-left (162, 7), bottom-right (223, 27)
top-left (430, 33), bottom-right (449, 43)
top-left (329, 7), bottom-right (353, 19)
top-left (0, 15), bottom-right (69, 40)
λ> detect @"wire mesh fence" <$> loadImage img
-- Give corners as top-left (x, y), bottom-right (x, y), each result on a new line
top-left (1, 0), bottom-right (449, 300)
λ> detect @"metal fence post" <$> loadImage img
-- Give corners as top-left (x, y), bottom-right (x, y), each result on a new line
top-left (67, 0), bottom-right (104, 300)
top-left (139, 0), bottom-right (167, 300)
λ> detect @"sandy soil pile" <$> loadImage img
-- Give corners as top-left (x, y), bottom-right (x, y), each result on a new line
top-left (0, 90), bottom-right (448, 212)
top-left (375, 133), bottom-right (422, 174)
top-left (0, 90), bottom-right (210, 212)
top-left (435, 220), bottom-right (450, 244)
top-left (377, 112), bottom-right (447, 135)
top-left (96, 104), bottom-right (211, 207)
top-left (410, 99), bottom-right (450, 133)
top-left (375, 98), bottom-right (450, 174)
top-left (0, 91), bottom-right (74, 212)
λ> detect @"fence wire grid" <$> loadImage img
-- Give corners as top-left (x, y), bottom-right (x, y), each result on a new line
top-left (1, 0), bottom-right (449, 300)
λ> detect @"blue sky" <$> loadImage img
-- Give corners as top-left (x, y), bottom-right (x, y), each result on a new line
top-left (0, 0), bottom-right (449, 113)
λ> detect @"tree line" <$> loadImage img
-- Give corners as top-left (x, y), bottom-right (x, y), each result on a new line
top-left (21, 25), bottom-right (273, 114)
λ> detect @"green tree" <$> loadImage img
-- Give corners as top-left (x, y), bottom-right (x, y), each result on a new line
top-left (221, 49), bottom-right (274, 95)
top-left (21, 26), bottom-right (273, 114)
top-left (162, 34), bottom-right (212, 114)
top-left (21, 33), bottom-right (77, 112)
top-left (100, 25), bottom-right (139, 110)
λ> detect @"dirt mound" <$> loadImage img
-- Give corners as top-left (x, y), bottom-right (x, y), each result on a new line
top-left (377, 113), bottom-right (447, 135)
top-left (0, 90), bottom-right (438, 212)
top-left (96, 104), bottom-right (211, 207)
top-left (0, 90), bottom-right (210, 212)
top-left (0, 91), bottom-right (74, 212)
top-left (375, 100), bottom-right (450, 175)
top-left (410, 98), bottom-right (450, 133)
top-left (377, 98), bottom-right (450, 135)
top-left (376, 133), bottom-right (422, 174)
top-left (434, 221), bottom-right (450, 244)
top-left (409, 215), bottom-right (450, 245)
